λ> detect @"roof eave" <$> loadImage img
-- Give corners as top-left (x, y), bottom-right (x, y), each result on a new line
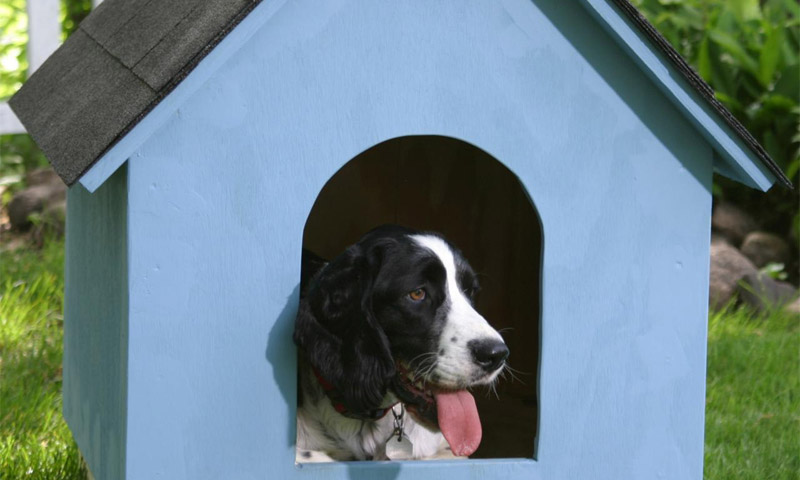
top-left (75, 0), bottom-right (276, 193)
top-left (580, 0), bottom-right (789, 192)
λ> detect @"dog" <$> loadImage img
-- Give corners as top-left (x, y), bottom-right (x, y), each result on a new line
top-left (294, 225), bottom-right (509, 461)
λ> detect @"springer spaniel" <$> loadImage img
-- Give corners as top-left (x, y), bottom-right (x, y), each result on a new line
top-left (294, 225), bottom-right (508, 462)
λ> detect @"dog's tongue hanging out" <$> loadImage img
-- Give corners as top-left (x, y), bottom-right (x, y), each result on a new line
top-left (435, 390), bottom-right (482, 456)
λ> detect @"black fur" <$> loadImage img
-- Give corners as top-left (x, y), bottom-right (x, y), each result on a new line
top-left (295, 225), bottom-right (478, 417)
top-left (294, 239), bottom-right (396, 414)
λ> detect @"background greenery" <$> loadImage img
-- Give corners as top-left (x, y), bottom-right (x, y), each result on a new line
top-left (0, 0), bottom-right (797, 479)
top-left (632, 0), bottom-right (799, 238)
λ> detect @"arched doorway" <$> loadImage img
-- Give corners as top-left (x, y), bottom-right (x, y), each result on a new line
top-left (303, 135), bottom-right (542, 458)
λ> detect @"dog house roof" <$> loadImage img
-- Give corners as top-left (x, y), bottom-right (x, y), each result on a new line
top-left (9, 0), bottom-right (792, 189)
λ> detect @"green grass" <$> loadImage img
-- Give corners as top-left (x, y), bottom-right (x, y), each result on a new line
top-left (0, 236), bottom-right (797, 479)
top-left (0, 238), bottom-right (86, 480)
top-left (704, 306), bottom-right (800, 479)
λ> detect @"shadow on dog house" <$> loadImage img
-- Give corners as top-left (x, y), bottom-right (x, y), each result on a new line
top-left (10, 0), bottom-right (790, 479)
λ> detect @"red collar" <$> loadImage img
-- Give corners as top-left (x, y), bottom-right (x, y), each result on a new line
top-left (312, 366), bottom-right (396, 420)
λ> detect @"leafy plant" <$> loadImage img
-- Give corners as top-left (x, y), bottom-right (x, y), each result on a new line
top-left (61, 0), bottom-right (92, 38)
top-left (761, 261), bottom-right (789, 281)
top-left (0, 0), bottom-right (28, 102)
top-left (633, 0), bottom-right (800, 235)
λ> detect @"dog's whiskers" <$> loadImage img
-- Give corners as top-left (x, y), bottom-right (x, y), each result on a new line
top-left (408, 351), bottom-right (437, 369)
top-left (417, 358), bottom-right (438, 386)
top-left (489, 380), bottom-right (500, 400)
top-left (501, 362), bottom-right (527, 385)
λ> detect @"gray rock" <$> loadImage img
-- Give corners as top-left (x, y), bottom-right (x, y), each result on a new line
top-left (712, 202), bottom-right (758, 246)
top-left (784, 296), bottom-right (800, 316)
top-left (709, 242), bottom-right (758, 311)
top-left (737, 272), bottom-right (798, 313)
top-left (31, 199), bottom-right (67, 243)
top-left (7, 182), bottom-right (67, 230)
top-left (710, 232), bottom-right (730, 246)
top-left (25, 167), bottom-right (62, 188)
top-left (740, 231), bottom-right (792, 268)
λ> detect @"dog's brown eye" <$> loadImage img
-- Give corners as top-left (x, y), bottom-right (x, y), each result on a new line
top-left (408, 288), bottom-right (426, 301)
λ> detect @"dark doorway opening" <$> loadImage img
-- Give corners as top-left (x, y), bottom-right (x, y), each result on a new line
top-left (304, 135), bottom-right (542, 458)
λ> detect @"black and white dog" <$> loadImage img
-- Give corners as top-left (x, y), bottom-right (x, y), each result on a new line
top-left (294, 225), bottom-right (508, 461)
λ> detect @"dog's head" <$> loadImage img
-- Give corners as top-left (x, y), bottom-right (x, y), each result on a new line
top-left (294, 225), bottom-right (508, 456)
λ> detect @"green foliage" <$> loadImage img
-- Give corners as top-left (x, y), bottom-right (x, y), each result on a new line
top-left (0, 134), bottom-right (48, 185)
top-left (0, 239), bottom-right (87, 480)
top-left (760, 261), bottom-right (789, 281)
top-left (705, 306), bottom-right (800, 479)
top-left (633, 0), bottom-right (800, 233)
top-left (61, 0), bottom-right (92, 38)
top-left (0, 0), bottom-right (28, 102)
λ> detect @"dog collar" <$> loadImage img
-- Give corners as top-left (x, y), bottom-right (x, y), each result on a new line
top-left (312, 366), bottom-right (396, 420)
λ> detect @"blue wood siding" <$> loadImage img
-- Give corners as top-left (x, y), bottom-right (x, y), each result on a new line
top-left (114, 0), bottom-right (712, 478)
top-left (64, 165), bottom-right (128, 480)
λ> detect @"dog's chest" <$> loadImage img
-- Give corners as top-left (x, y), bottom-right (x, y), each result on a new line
top-left (296, 368), bottom-right (448, 461)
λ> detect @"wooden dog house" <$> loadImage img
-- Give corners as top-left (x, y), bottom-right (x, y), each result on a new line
top-left (10, 0), bottom-right (789, 479)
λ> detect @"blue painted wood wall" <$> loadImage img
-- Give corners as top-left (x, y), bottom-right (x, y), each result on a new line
top-left (66, 0), bottom-right (716, 478)
top-left (64, 165), bottom-right (128, 480)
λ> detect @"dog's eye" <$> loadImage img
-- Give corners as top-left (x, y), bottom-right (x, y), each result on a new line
top-left (408, 288), bottom-right (426, 302)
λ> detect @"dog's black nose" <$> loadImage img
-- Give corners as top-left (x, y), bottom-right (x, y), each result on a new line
top-left (468, 339), bottom-right (509, 372)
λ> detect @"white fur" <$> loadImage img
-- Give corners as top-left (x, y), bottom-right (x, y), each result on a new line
top-left (410, 234), bottom-right (505, 388)
top-left (295, 364), bottom-right (451, 462)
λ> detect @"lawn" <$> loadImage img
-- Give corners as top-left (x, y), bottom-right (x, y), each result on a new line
top-left (0, 238), bottom-right (85, 480)
top-left (705, 306), bottom-right (800, 479)
top-left (0, 236), bottom-right (798, 479)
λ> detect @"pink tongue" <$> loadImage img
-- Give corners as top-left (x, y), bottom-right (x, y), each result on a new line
top-left (435, 390), bottom-right (482, 457)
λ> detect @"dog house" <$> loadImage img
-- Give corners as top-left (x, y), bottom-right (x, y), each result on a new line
top-left (9, 0), bottom-right (790, 479)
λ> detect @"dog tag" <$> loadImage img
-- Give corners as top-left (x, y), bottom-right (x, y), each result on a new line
top-left (385, 432), bottom-right (414, 460)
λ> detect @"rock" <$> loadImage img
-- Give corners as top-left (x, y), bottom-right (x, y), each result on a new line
top-left (740, 231), bottom-right (792, 268)
top-left (712, 202), bottom-right (758, 246)
top-left (737, 272), bottom-right (798, 313)
top-left (7, 182), bottom-right (67, 230)
top-left (25, 167), bottom-right (62, 188)
top-left (784, 296), bottom-right (800, 316)
top-left (710, 232), bottom-right (730, 246)
top-left (709, 242), bottom-right (757, 311)
top-left (31, 199), bottom-right (67, 244)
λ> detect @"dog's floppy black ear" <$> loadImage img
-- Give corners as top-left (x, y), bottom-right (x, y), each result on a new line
top-left (294, 242), bottom-right (395, 414)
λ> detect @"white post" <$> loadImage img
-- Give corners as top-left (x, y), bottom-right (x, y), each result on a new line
top-left (26, 0), bottom-right (62, 74)
top-left (0, 0), bottom-right (63, 135)
top-left (0, 103), bottom-right (26, 134)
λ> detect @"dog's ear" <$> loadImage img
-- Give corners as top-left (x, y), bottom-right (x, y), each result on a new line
top-left (294, 243), bottom-right (395, 414)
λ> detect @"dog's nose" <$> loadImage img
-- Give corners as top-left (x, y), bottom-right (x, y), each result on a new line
top-left (468, 339), bottom-right (509, 372)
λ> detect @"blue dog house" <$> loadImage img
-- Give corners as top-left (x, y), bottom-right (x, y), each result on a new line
top-left (10, 0), bottom-right (790, 479)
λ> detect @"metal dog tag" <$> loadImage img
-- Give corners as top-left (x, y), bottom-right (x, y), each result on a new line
top-left (385, 404), bottom-right (414, 460)
top-left (385, 432), bottom-right (414, 460)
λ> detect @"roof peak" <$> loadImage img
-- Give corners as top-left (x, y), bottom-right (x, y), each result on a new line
top-left (9, 0), bottom-right (790, 190)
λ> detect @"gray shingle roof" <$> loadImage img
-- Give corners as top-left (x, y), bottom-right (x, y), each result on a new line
top-left (9, 0), bottom-right (791, 188)
top-left (10, 0), bottom-right (261, 185)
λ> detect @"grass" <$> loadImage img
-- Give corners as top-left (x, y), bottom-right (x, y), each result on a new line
top-left (0, 237), bottom-right (86, 480)
top-left (0, 236), bottom-right (798, 479)
top-left (704, 306), bottom-right (800, 479)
